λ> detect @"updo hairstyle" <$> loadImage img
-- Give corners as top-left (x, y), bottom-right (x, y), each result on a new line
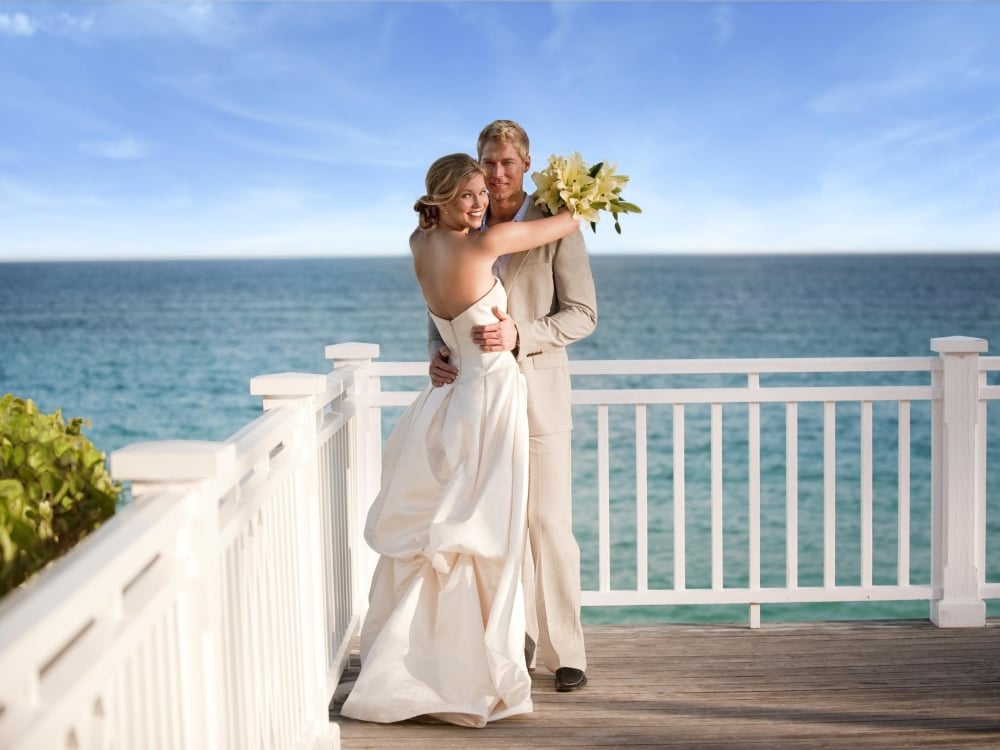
top-left (413, 153), bottom-right (486, 230)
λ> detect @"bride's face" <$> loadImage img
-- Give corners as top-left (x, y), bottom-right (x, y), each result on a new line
top-left (446, 174), bottom-right (489, 229)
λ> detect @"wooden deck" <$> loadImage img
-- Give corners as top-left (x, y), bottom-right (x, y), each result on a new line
top-left (330, 619), bottom-right (1000, 749)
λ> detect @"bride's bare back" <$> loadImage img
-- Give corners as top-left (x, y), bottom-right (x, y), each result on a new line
top-left (411, 228), bottom-right (497, 320)
top-left (411, 210), bottom-right (579, 321)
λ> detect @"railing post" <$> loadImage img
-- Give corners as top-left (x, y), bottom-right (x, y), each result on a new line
top-left (325, 342), bottom-right (381, 616)
top-left (929, 336), bottom-right (988, 627)
top-left (248, 372), bottom-right (340, 749)
top-left (110, 440), bottom-right (236, 750)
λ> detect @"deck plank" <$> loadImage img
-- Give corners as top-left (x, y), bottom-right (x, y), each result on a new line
top-left (330, 619), bottom-right (1000, 749)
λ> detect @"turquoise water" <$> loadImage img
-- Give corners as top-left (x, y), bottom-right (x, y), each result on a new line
top-left (2, 254), bottom-right (999, 623)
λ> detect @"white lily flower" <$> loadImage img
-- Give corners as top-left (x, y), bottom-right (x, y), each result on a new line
top-left (530, 152), bottom-right (641, 233)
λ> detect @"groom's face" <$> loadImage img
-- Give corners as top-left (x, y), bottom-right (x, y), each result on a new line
top-left (479, 140), bottom-right (530, 203)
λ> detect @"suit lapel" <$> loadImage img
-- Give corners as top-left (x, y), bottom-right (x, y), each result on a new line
top-left (502, 250), bottom-right (530, 290)
top-left (500, 196), bottom-right (543, 291)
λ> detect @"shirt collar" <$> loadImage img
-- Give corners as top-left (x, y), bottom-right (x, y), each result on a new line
top-left (512, 193), bottom-right (530, 222)
top-left (483, 193), bottom-right (531, 228)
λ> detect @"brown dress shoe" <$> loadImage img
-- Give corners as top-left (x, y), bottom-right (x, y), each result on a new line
top-left (555, 667), bottom-right (587, 692)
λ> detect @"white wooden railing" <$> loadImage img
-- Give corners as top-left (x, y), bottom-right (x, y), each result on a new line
top-left (0, 349), bottom-right (379, 750)
top-left (365, 336), bottom-right (1000, 627)
top-left (0, 337), bottom-right (996, 749)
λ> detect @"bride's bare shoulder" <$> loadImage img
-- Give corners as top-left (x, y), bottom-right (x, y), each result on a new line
top-left (410, 227), bottom-right (432, 251)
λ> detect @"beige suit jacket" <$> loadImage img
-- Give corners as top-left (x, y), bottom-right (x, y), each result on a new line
top-left (428, 200), bottom-right (598, 436)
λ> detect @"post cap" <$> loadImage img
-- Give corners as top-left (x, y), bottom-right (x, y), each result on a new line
top-left (250, 372), bottom-right (328, 397)
top-left (930, 336), bottom-right (988, 354)
top-left (325, 342), bottom-right (380, 361)
top-left (110, 440), bottom-right (236, 482)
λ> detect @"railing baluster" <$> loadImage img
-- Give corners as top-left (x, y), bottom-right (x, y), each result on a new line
top-left (748, 374), bottom-right (761, 628)
top-left (861, 401), bottom-right (873, 588)
top-left (977, 369), bottom-right (988, 594)
top-left (140, 638), bottom-right (154, 750)
top-left (635, 404), bottom-right (649, 592)
top-left (748, 375), bottom-right (761, 593)
top-left (824, 401), bottom-right (837, 589)
top-left (673, 404), bottom-right (686, 591)
top-left (165, 606), bottom-right (181, 749)
top-left (153, 620), bottom-right (170, 749)
top-left (598, 404), bottom-right (611, 593)
top-left (786, 402), bottom-right (799, 589)
top-left (898, 400), bottom-right (911, 586)
top-left (711, 403), bottom-right (723, 590)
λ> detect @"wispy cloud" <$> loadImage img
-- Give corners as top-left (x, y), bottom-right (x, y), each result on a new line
top-left (1, 8), bottom-right (96, 40)
top-left (0, 176), bottom-right (58, 209)
top-left (712, 4), bottom-right (735, 45)
top-left (810, 46), bottom-right (987, 117)
top-left (0, 12), bottom-right (37, 37)
top-left (39, 2), bottom-right (247, 48)
top-left (811, 73), bottom-right (927, 118)
top-left (80, 136), bottom-right (148, 160)
top-left (51, 11), bottom-right (96, 39)
top-left (542, 2), bottom-right (578, 54)
top-left (0, 175), bottom-right (108, 211)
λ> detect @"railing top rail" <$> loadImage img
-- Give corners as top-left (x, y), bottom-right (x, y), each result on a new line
top-left (571, 384), bottom-right (937, 405)
top-left (569, 356), bottom-right (938, 376)
top-left (370, 356), bottom-right (939, 379)
top-left (369, 362), bottom-right (427, 377)
top-left (226, 401), bottom-right (301, 458)
top-left (0, 486), bottom-right (192, 670)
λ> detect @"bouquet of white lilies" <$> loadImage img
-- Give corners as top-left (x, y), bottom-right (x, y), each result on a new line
top-left (531, 152), bottom-right (641, 234)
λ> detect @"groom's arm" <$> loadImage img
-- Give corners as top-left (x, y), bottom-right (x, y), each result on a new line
top-left (427, 313), bottom-right (445, 360)
top-left (472, 231), bottom-right (597, 356)
top-left (427, 314), bottom-right (457, 386)
top-left (515, 229), bottom-right (598, 358)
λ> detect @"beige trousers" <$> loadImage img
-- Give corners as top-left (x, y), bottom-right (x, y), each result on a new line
top-left (522, 431), bottom-right (587, 672)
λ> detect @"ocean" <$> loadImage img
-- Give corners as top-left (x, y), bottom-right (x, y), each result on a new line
top-left (2, 254), bottom-right (999, 623)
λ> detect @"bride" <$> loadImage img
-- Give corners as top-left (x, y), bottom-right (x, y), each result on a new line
top-left (339, 153), bottom-right (579, 727)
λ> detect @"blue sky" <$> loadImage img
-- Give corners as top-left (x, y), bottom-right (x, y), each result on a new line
top-left (1, 1), bottom-right (999, 260)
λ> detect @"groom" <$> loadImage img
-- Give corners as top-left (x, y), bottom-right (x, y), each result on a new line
top-left (428, 119), bottom-right (597, 693)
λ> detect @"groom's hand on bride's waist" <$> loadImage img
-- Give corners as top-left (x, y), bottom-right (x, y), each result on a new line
top-left (472, 306), bottom-right (518, 354)
top-left (429, 347), bottom-right (458, 387)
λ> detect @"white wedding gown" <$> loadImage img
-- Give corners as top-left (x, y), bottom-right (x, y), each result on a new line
top-left (340, 280), bottom-right (532, 727)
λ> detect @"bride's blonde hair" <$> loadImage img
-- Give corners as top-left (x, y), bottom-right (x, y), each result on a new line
top-left (414, 153), bottom-right (486, 229)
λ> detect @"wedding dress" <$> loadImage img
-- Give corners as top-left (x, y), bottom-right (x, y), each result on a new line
top-left (339, 280), bottom-right (532, 727)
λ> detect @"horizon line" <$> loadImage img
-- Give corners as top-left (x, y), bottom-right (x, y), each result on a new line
top-left (3, 248), bottom-right (1000, 263)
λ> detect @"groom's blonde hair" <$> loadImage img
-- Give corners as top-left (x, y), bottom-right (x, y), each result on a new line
top-left (477, 120), bottom-right (530, 161)
top-left (413, 153), bottom-right (486, 230)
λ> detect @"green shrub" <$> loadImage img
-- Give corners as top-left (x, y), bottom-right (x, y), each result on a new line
top-left (0, 394), bottom-right (121, 598)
